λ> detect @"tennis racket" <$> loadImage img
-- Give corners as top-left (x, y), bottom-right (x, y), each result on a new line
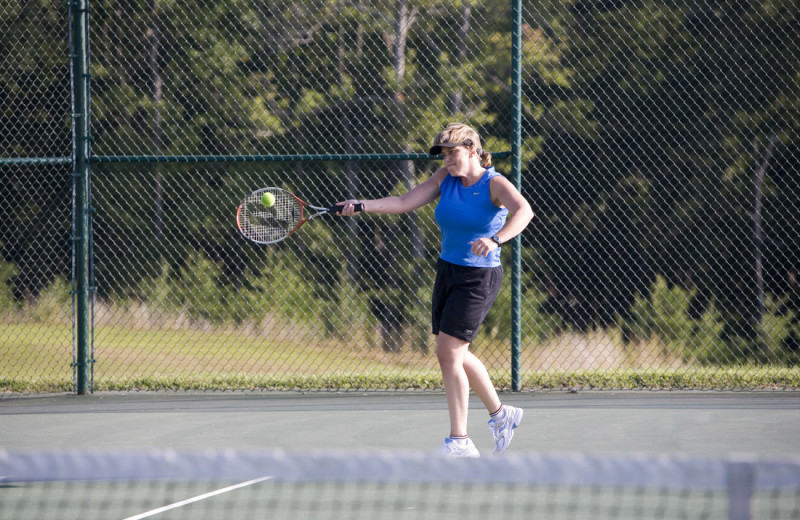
top-left (236, 187), bottom-right (364, 244)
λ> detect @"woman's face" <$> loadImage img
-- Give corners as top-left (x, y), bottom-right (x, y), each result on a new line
top-left (442, 145), bottom-right (472, 176)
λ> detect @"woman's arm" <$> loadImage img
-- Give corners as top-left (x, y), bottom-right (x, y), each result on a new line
top-left (490, 175), bottom-right (534, 243)
top-left (337, 167), bottom-right (447, 216)
top-left (470, 175), bottom-right (534, 257)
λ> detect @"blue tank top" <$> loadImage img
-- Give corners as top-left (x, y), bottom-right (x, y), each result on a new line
top-left (435, 167), bottom-right (509, 268)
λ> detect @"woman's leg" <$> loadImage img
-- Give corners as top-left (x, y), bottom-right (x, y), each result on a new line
top-left (463, 350), bottom-right (502, 414)
top-left (436, 332), bottom-right (471, 437)
top-left (437, 332), bottom-right (503, 437)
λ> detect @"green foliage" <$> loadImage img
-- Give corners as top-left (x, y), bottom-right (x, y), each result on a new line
top-left (28, 277), bottom-right (72, 324)
top-left (0, 258), bottom-right (19, 315)
top-left (172, 252), bottom-right (238, 324)
top-left (627, 276), bottom-right (800, 366)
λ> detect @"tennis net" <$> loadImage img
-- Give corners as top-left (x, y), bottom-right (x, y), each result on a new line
top-left (2, 449), bottom-right (799, 520)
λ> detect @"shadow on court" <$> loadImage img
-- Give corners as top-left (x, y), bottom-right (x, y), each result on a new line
top-left (1, 391), bottom-right (799, 457)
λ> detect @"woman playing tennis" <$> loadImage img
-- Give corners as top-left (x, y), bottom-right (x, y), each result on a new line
top-left (338, 123), bottom-right (534, 457)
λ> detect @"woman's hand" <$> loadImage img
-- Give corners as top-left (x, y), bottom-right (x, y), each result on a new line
top-left (335, 199), bottom-right (364, 216)
top-left (470, 237), bottom-right (499, 257)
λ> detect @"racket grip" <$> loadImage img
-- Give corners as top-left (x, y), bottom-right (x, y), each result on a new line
top-left (329, 203), bottom-right (365, 214)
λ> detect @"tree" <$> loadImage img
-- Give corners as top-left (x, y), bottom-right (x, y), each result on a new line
top-left (529, 0), bottom-right (799, 359)
top-left (0, 2), bottom-right (71, 303)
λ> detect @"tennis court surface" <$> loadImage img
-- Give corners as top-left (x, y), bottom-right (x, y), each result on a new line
top-left (2, 391), bottom-right (800, 519)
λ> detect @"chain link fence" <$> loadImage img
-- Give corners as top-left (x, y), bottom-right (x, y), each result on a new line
top-left (2, 0), bottom-right (798, 392)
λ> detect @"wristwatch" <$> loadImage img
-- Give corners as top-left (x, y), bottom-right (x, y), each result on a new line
top-left (491, 235), bottom-right (502, 246)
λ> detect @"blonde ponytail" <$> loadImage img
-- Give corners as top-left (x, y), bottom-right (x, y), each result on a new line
top-left (479, 149), bottom-right (492, 168)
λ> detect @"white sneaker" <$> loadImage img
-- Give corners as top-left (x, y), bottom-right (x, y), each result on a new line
top-left (488, 405), bottom-right (523, 455)
top-left (437, 437), bottom-right (480, 458)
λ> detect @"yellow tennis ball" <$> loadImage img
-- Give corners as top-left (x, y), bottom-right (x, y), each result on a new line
top-left (261, 192), bottom-right (275, 208)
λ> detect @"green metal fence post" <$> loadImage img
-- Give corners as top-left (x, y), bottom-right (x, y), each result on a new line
top-left (510, 0), bottom-right (523, 392)
top-left (70, 0), bottom-right (92, 394)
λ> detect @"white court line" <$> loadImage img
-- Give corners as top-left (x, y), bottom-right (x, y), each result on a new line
top-left (121, 475), bottom-right (274, 520)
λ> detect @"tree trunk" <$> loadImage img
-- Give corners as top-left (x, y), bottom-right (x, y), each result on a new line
top-left (751, 136), bottom-right (777, 346)
top-left (148, 1), bottom-right (164, 250)
top-left (448, 5), bottom-right (471, 115)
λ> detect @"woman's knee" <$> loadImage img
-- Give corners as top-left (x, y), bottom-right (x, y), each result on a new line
top-left (435, 333), bottom-right (469, 366)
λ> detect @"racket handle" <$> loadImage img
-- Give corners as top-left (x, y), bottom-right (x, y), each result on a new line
top-left (328, 203), bottom-right (365, 214)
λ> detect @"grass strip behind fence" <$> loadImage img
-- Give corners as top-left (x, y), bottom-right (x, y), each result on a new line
top-left (3, 368), bottom-right (800, 393)
top-left (3, 323), bottom-right (800, 392)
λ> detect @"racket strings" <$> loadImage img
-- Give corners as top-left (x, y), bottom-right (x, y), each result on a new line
top-left (240, 190), bottom-right (301, 243)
